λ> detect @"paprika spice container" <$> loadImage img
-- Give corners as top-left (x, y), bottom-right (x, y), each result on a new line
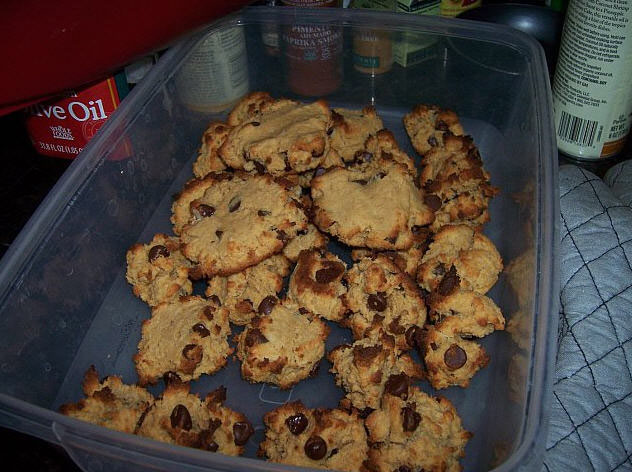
top-left (280, 0), bottom-right (343, 96)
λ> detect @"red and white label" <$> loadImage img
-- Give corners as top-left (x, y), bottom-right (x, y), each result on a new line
top-left (25, 78), bottom-right (121, 159)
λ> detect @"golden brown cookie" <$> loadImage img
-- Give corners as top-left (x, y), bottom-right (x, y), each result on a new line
top-left (205, 254), bottom-right (291, 326)
top-left (327, 106), bottom-right (384, 163)
top-left (311, 162), bottom-right (434, 250)
top-left (342, 255), bottom-right (427, 351)
top-left (258, 401), bottom-right (368, 472)
top-left (125, 233), bottom-right (195, 307)
top-left (234, 300), bottom-right (330, 389)
top-left (287, 249), bottom-right (347, 322)
top-left (364, 386), bottom-right (471, 472)
top-left (328, 330), bottom-right (423, 410)
top-left (403, 104), bottom-right (464, 156)
top-left (417, 224), bottom-right (503, 294)
top-left (134, 296), bottom-right (232, 385)
top-left (192, 122), bottom-right (230, 178)
top-left (59, 366), bottom-right (153, 434)
top-left (136, 382), bottom-right (253, 455)
top-left (179, 172), bottom-right (307, 277)
top-left (220, 98), bottom-right (332, 175)
top-left (420, 134), bottom-right (499, 231)
top-left (418, 324), bottom-right (490, 390)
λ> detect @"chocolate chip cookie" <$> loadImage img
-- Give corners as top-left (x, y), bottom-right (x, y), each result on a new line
top-left (418, 325), bottom-right (490, 390)
top-left (287, 249), bottom-right (347, 322)
top-left (311, 161), bottom-right (434, 250)
top-left (342, 255), bottom-right (427, 351)
top-left (234, 300), bottom-right (330, 389)
top-left (364, 385), bottom-right (471, 472)
top-left (258, 401), bottom-right (368, 472)
top-left (328, 330), bottom-right (423, 410)
top-left (134, 295), bottom-right (232, 385)
top-left (220, 98), bottom-right (332, 175)
top-left (136, 382), bottom-right (253, 455)
top-left (126, 233), bottom-right (195, 307)
top-left (403, 104), bottom-right (464, 156)
top-left (420, 133), bottom-right (499, 231)
top-left (205, 254), bottom-right (291, 326)
top-left (327, 106), bottom-right (384, 163)
top-left (179, 172), bottom-right (307, 277)
top-left (417, 224), bottom-right (503, 294)
top-left (192, 122), bottom-right (230, 178)
top-left (59, 366), bottom-right (153, 434)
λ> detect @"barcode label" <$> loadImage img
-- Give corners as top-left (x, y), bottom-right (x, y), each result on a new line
top-left (558, 111), bottom-right (599, 147)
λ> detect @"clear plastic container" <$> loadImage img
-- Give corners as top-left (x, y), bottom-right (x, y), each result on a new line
top-left (0, 6), bottom-right (559, 472)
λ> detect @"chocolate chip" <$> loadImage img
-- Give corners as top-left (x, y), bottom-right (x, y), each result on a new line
top-left (192, 323), bottom-right (210, 338)
top-left (437, 265), bottom-right (460, 296)
top-left (304, 435), bottom-right (327, 460)
top-left (285, 413), bottom-right (309, 435)
top-left (444, 344), bottom-right (467, 370)
top-left (182, 344), bottom-right (202, 363)
top-left (233, 421), bottom-right (254, 445)
top-left (436, 120), bottom-right (449, 131)
top-left (329, 448), bottom-right (339, 458)
top-left (299, 307), bottom-right (310, 315)
top-left (384, 236), bottom-right (397, 244)
top-left (315, 262), bottom-right (345, 283)
top-left (401, 405), bottom-right (421, 432)
top-left (170, 404), bottom-right (192, 431)
top-left (430, 342), bottom-right (438, 350)
top-left (251, 121), bottom-right (260, 126)
top-left (208, 295), bottom-right (221, 306)
top-left (163, 371), bottom-right (181, 386)
top-left (311, 148), bottom-right (324, 158)
top-left (396, 465), bottom-right (413, 472)
top-left (354, 150), bottom-right (373, 163)
top-left (283, 152), bottom-right (291, 171)
top-left (204, 307), bottom-right (215, 322)
top-left (326, 127), bottom-right (334, 135)
top-left (196, 204), bottom-right (216, 217)
top-left (427, 135), bottom-right (438, 147)
top-left (258, 296), bottom-right (277, 315)
top-left (297, 229), bottom-right (308, 236)
top-left (204, 440), bottom-right (219, 452)
top-left (405, 326), bottom-right (419, 348)
top-left (352, 179), bottom-right (368, 186)
top-left (148, 245), bottom-right (170, 262)
top-left (367, 292), bottom-right (387, 312)
top-left (423, 194), bottom-right (442, 211)
top-left (215, 230), bottom-right (223, 240)
top-left (384, 373), bottom-right (409, 399)
top-left (253, 160), bottom-right (266, 174)
top-left (235, 299), bottom-right (253, 313)
top-left (276, 230), bottom-right (289, 242)
top-left (388, 316), bottom-right (406, 335)
top-left (228, 197), bottom-right (241, 212)
top-left (358, 407), bottom-right (374, 419)
top-left (258, 209), bottom-right (271, 217)
top-left (340, 278), bottom-right (349, 289)
top-left (245, 328), bottom-right (268, 347)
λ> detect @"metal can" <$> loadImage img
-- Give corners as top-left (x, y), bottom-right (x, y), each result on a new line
top-left (552, 0), bottom-right (632, 160)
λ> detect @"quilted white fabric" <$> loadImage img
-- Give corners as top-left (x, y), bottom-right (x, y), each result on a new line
top-left (543, 163), bottom-right (632, 472)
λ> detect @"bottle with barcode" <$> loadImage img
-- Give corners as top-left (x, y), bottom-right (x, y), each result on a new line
top-left (552, 0), bottom-right (632, 161)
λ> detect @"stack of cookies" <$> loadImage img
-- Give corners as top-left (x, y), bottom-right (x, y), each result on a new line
top-left (60, 92), bottom-right (506, 472)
